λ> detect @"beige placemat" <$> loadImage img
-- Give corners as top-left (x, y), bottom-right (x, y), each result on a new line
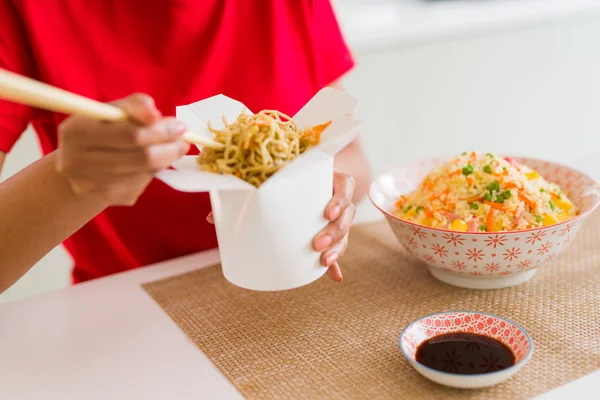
top-left (143, 214), bottom-right (600, 399)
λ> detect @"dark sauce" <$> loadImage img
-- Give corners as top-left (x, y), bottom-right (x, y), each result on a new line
top-left (415, 332), bottom-right (516, 375)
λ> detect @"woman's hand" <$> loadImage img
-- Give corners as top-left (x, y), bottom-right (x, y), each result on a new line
top-left (56, 93), bottom-right (190, 206)
top-left (312, 172), bottom-right (356, 282)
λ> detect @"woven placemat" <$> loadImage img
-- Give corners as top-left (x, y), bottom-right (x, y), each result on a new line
top-left (143, 213), bottom-right (600, 399)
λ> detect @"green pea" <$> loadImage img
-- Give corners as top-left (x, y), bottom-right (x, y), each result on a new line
top-left (496, 194), bottom-right (505, 204)
top-left (462, 152), bottom-right (468, 156)
top-left (480, 225), bottom-right (487, 232)
top-left (462, 165), bottom-right (474, 176)
top-left (469, 203), bottom-right (479, 210)
top-left (484, 193), bottom-right (493, 201)
top-left (503, 190), bottom-right (512, 199)
top-left (483, 165), bottom-right (493, 174)
top-left (540, 188), bottom-right (546, 193)
top-left (487, 181), bottom-right (500, 191)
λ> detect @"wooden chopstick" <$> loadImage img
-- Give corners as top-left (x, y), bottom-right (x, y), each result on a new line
top-left (0, 68), bottom-right (223, 149)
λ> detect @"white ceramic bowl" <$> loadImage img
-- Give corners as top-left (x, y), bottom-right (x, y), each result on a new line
top-left (369, 157), bottom-right (600, 289)
top-left (399, 311), bottom-right (533, 389)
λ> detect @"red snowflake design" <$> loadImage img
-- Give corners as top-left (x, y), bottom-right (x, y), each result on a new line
top-left (443, 233), bottom-right (465, 247)
top-left (526, 230), bottom-right (547, 244)
top-left (537, 241), bottom-right (553, 256)
top-left (451, 260), bottom-right (467, 271)
top-left (485, 235), bottom-right (507, 248)
top-left (466, 248), bottom-right (484, 261)
top-left (517, 259), bottom-right (532, 270)
top-left (484, 262), bottom-right (501, 273)
top-left (559, 223), bottom-right (576, 237)
top-left (503, 247), bottom-right (522, 261)
top-left (423, 254), bottom-right (435, 263)
top-left (469, 271), bottom-right (483, 276)
top-left (500, 270), bottom-right (512, 276)
top-left (409, 225), bottom-right (427, 239)
top-left (431, 243), bottom-right (449, 258)
top-left (407, 237), bottom-right (419, 250)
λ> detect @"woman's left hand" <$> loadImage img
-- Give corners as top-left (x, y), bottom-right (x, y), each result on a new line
top-left (312, 172), bottom-right (356, 282)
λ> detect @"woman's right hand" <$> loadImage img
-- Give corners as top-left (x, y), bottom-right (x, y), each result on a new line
top-left (56, 93), bottom-right (190, 206)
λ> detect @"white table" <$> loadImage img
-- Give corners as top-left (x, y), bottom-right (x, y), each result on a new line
top-left (0, 235), bottom-right (597, 399)
top-left (2, 155), bottom-right (598, 399)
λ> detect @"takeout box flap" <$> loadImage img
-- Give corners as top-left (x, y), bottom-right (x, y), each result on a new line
top-left (158, 88), bottom-right (361, 192)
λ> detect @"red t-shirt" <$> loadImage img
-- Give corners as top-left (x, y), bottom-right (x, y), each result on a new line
top-left (0, 0), bottom-right (353, 283)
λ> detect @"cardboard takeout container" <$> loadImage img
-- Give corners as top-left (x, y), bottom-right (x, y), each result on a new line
top-left (157, 88), bottom-right (362, 291)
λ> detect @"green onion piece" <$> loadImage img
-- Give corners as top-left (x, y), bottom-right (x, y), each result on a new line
top-left (503, 190), bottom-right (512, 199)
top-left (469, 203), bottom-right (479, 210)
top-left (535, 215), bottom-right (542, 223)
top-left (484, 193), bottom-right (493, 201)
top-left (404, 205), bottom-right (413, 213)
top-left (462, 152), bottom-right (467, 156)
top-left (416, 206), bottom-right (424, 213)
top-left (480, 225), bottom-right (487, 232)
top-left (540, 188), bottom-right (546, 193)
top-left (549, 200), bottom-right (556, 211)
top-left (487, 181), bottom-right (500, 191)
top-left (502, 167), bottom-right (507, 171)
top-left (462, 165), bottom-right (474, 176)
top-left (486, 153), bottom-right (494, 157)
top-left (483, 165), bottom-right (493, 174)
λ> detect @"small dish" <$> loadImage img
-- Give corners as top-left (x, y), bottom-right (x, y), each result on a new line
top-left (399, 311), bottom-right (534, 389)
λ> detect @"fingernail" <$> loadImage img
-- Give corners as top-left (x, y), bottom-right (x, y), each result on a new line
top-left (329, 205), bottom-right (342, 220)
top-left (179, 142), bottom-right (191, 155)
top-left (167, 120), bottom-right (187, 136)
top-left (315, 234), bottom-right (333, 251)
top-left (325, 252), bottom-right (339, 266)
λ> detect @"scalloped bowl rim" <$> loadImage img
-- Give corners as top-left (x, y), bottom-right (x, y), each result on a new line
top-left (398, 310), bottom-right (534, 379)
top-left (369, 156), bottom-right (600, 236)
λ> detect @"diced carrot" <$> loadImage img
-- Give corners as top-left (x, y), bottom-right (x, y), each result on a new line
top-left (446, 201), bottom-right (456, 209)
top-left (449, 170), bottom-right (461, 177)
top-left (518, 192), bottom-right (537, 211)
top-left (504, 181), bottom-right (520, 189)
top-left (485, 201), bottom-right (505, 211)
top-left (395, 195), bottom-right (407, 208)
top-left (470, 151), bottom-right (477, 161)
top-left (465, 194), bottom-right (483, 202)
top-left (424, 205), bottom-right (435, 218)
top-left (467, 176), bottom-right (475, 185)
top-left (486, 207), bottom-right (495, 232)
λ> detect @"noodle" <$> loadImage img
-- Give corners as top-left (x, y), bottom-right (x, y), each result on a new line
top-left (197, 110), bottom-right (331, 187)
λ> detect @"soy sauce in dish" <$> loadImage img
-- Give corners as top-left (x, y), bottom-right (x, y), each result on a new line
top-left (415, 332), bottom-right (515, 375)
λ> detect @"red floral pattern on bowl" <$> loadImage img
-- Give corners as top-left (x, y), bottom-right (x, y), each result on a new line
top-left (369, 157), bottom-right (600, 289)
top-left (399, 311), bottom-right (533, 388)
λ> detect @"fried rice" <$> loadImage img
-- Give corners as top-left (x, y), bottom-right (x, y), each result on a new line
top-left (393, 152), bottom-right (577, 232)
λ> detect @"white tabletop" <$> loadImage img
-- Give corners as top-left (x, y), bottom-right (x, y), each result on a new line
top-left (1, 153), bottom-right (598, 399)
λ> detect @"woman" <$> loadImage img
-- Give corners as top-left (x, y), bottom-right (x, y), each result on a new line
top-left (0, 0), bottom-right (371, 292)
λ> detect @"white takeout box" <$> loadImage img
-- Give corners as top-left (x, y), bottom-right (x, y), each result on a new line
top-left (157, 88), bottom-right (362, 291)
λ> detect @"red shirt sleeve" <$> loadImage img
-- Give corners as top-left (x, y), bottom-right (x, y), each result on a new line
top-left (310, 0), bottom-right (355, 87)
top-left (0, 0), bottom-right (36, 153)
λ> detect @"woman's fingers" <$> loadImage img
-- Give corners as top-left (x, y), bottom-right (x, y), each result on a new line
top-left (326, 262), bottom-right (343, 283)
top-left (313, 202), bottom-right (355, 252)
top-left (324, 172), bottom-right (355, 221)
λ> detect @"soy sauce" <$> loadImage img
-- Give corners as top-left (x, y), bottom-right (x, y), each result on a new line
top-left (415, 332), bottom-right (515, 375)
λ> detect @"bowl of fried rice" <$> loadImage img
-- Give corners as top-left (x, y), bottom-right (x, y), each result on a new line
top-left (369, 152), bottom-right (600, 289)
